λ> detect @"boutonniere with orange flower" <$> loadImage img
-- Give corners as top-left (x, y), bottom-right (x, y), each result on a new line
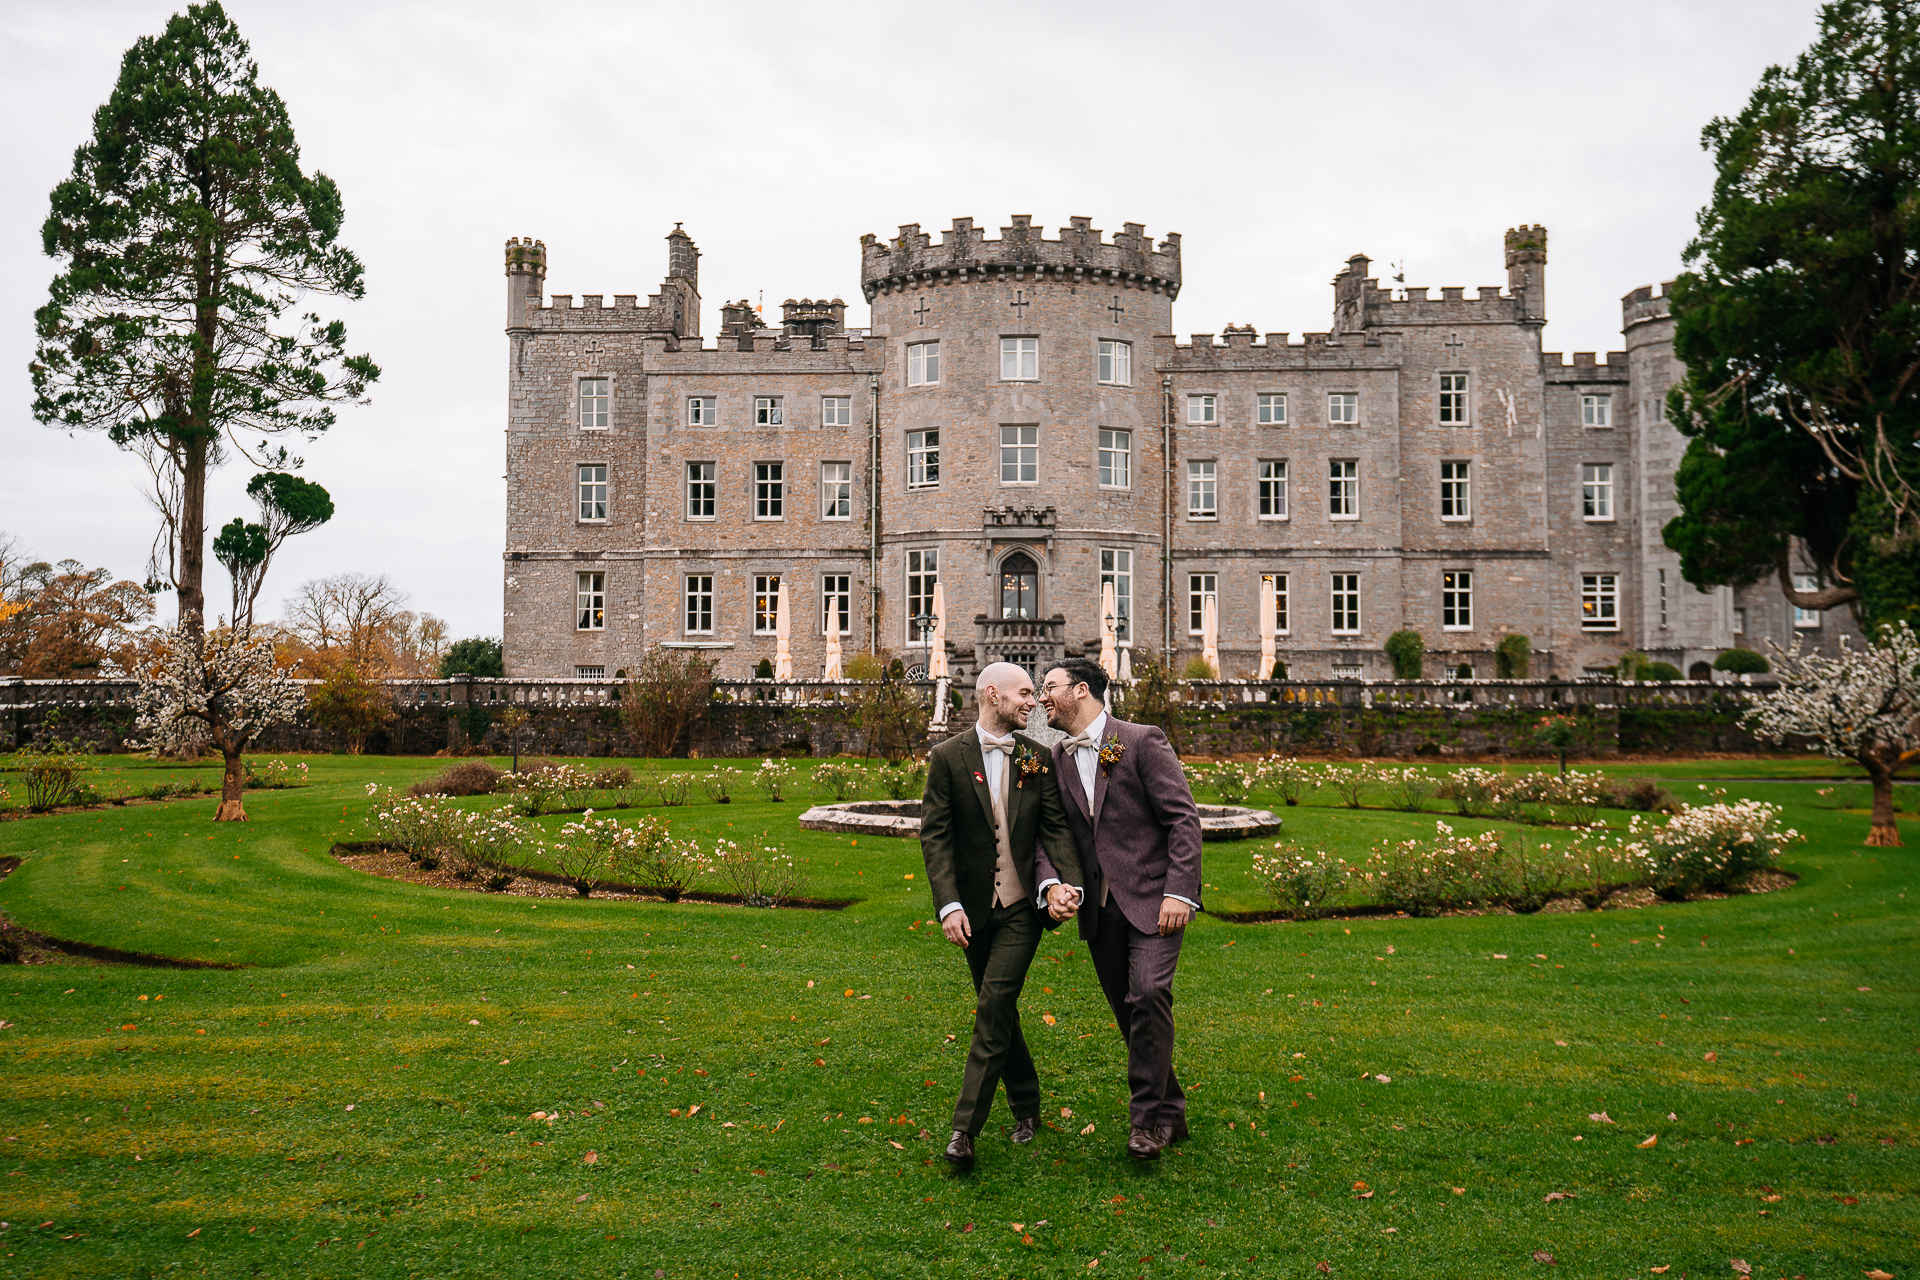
top-left (1012, 742), bottom-right (1048, 789)
top-left (1097, 734), bottom-right (1125, 776)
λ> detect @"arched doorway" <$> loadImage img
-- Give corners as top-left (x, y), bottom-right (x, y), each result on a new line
top-left (999, 551), bottom-right (1038, 619)
top-left (1688, 661), bottom-right (1713, 682)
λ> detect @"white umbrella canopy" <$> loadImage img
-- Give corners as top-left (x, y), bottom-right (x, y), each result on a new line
top-left (823, 623), bottom-right (843, 680)
top-left (1098, 581), bottom-right (1119, 679)
top-left (928, 581), bottom-right (949, 680)
top-left (1258, 576), bottom-right (1277, 680)
top-left (1201, 594), bottom-right (1219, 679)
top-left (773, 580), bottom-right (793, 680)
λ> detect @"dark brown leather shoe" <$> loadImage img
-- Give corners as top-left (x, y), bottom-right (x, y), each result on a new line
top-left (1166, 1118), bottom-right (1190, 1144)
top-left (1127, 1126), bottom-right (1165, 1160)
top-left (1011, 1116), bottom-right (1038, 1144)
top-left (944, 1129), bottom-right (976, 1172)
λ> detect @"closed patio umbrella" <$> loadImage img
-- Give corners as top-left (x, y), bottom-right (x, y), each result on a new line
top-left (774, 580), bottom-right (793, 680)
top-left (1098, 581), bottom-right (1119, 679)
top-left (1201, 593), bottom-right (1219, 679)
top-left (1258, 576), bottom-right (1277, 680)
top-left (928, 581), bottom-right (949, 680)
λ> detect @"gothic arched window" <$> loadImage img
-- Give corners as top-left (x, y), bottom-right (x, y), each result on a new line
top-left (999, 552), bottom-right (1037, 620)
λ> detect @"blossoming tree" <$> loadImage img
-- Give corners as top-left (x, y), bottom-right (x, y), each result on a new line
top-left (1744, 622), bottom-right (1920, 846)
top-left (132, 627), bottom-right (305, 821)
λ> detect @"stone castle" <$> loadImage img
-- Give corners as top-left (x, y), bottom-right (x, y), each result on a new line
top-left (501, 216), bottom-right (1849, 682)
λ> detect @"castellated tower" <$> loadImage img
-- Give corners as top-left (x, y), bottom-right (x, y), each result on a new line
top-left (861, 216), bottom-right (1181, 673)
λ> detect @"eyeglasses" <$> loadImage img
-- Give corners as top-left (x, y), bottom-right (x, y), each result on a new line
top-left (1038, 682), bottom-right (1077, 699)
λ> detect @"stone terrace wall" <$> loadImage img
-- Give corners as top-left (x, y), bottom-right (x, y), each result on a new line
top-left (1, 675), bottom-right (1784, 759)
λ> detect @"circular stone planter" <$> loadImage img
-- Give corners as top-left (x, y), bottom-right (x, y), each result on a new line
top-left (797, 799), bottom-right (1280, 842)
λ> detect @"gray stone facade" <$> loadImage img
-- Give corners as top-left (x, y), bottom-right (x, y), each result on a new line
top-left (502, 218), bottom-right (1857, 682)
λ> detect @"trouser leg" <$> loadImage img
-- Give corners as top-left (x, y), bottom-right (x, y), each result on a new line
top-left (950, 902), bottom-right (1042, 1135)
top-left (1088, 898), bottom-right (1186, 1131)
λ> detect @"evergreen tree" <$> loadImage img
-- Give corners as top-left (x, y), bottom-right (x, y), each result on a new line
top-left (30, 2), bottom-right (377, 639)
top-left (1664, 0), bottom-right (1920, 628)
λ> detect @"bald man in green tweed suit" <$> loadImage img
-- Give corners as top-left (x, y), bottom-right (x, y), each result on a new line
top-left (919, 661), bottom-right (1083, 1173)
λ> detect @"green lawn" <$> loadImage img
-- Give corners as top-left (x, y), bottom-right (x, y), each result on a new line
top-left (0, 753), bottom-right (1912, 1279)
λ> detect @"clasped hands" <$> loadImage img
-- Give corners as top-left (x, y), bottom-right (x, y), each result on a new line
top-left (1046, 886), bottom-right (1191, 934)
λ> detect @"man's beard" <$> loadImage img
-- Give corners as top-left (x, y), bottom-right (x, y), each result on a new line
top-left (1044, 701), bottom-right (1063, 728)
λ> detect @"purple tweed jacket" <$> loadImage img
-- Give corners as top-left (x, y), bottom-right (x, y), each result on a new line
top-left (1035, 715), bottom-right (1204, 939)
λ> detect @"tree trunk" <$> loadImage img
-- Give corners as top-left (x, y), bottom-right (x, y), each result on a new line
top-left (214, 744), bottom-right (247, 823)
top-left (179, 432), bottom-right (209, 638)
top-left (1861, 753), bottom-right (1901, 846)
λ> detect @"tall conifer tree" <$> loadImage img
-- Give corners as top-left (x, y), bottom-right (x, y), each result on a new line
top-left (30, 2), bottom-right (377, 638)
top-left (1664, 0), bottom-right (1920, 628)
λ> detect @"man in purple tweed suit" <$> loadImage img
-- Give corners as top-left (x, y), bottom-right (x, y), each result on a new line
top-left (1035, 656), bottom-right (1203, 1161)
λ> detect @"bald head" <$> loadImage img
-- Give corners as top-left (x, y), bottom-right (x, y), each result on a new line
top-left (976, 662), bottom-right (1036, 734)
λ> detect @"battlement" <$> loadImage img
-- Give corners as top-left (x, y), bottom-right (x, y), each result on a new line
top-left (1330, 234), bottom-right (1540, 331)
top-left (1543, 350), bottom-right (1629, 381)
top-left (505, 237), bottom-right (547, 278)
top-left (860, 214), bottom-right (1181, 301)
top-left (1621, 280), bottom-right (1675, 328)
top-left (643, 332), bottom-right (873, 358)
top-left (1160, 328), bottom-right (1400, 370)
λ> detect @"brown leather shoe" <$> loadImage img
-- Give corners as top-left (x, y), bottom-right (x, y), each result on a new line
top-left (944, 1129), bottom-right (976, 1172)
top-left (1166, 1118), bottom-right (1190, 1144)
top-left (1126, 1126), bottom-right (1165, 1160)
top-left (1011, 1116), bottom-right (1038, 1144)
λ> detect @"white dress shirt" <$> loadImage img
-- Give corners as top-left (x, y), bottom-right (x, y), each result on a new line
top-left (938, 722), bottom-right (1015, 921)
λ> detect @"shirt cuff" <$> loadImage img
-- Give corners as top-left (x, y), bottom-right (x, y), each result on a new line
top-left (1164, 893), bottom-right (1200, 910)
top-left (937, 901), bottom-right (964, 920)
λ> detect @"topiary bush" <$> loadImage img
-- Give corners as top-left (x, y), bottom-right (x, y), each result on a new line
top-left (1714, 647), bottom-right (1771, 675)
top-left (1495, 633), bottom-right (1532, 679)
top-left (1384, 630), bottom-right (1425, 679)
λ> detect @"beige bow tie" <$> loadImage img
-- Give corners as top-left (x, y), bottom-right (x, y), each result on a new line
top-left (978, 732), bottom-right (1016, 753)
top-left (1060, 731), bottom-right (1098, 755)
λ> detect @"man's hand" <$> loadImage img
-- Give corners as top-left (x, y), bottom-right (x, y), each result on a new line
top-left (941, 910), bottom-right (972, 948)
top-left (1157, 896), bottom-right (1193, 936)
top-left (1045, 883), bottom-right (1080, 922)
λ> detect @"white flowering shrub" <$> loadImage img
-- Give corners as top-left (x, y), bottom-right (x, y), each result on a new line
top-left (1439, 767), bottom-right (1505, 817)
top-left (754, 758), bottom-right (798, 802)
top-left (702, 766), bottom-right (744, 805)
top-left (500, 763), bottom-right (590, 816)
top-left (1622, 798), bottom-right (1800, 899)
top-left (874, 759), bottom-right (927, 801)
top-left (605, 813), bottom-right (709, 901)
top-left (653, 769), bottom-right (693, 807)
top-left (1359, 821), bottom-right (1505, 916)
top-left (1211, 761), bottom-right (1257, 805)
top-left (1321, 762), bottom-right (1384, 809)
top-left (364, 788), bottom-right (454, 862)
top-left (811, 760), bottom-right (868, 802)
top-left (712, 835), bottom-right (807, 907)
top-left (243, 759), bottom-right (308, 790)
top-left (1384, 766), bottom-right (1439, 813)
top-left (1257, 756), bottom-right (1318, 807)
top-left (1249, 842), bottom-right (1350, 919)
top-left (551, 811), bottom-right (625, 896)
top-left (442, 805), bottom-right (529, 881)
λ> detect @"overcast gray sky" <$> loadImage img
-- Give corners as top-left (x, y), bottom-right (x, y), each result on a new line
top-left (0, 0), bottom-right (1824, 639)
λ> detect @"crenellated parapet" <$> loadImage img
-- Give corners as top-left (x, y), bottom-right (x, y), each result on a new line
top-left (1542, 349), bottom-right (1629, 383)
top-left (505, 227), bottom-right (701, 338)
top-left (859, 214), bottom-right (1181, 302)
top-left (1621, 281), bottom-right (1675, 333)
top-left (1158, 327), bottom-right (1398, 371)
